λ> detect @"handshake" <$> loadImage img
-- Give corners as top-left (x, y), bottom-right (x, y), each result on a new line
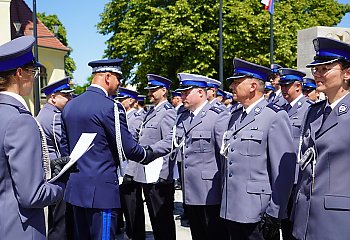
top-left (139, 145), bottom-right (157, 165)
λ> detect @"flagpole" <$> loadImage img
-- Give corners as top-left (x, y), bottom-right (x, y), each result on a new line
top-left (269, 9), bottom-right (274, 66)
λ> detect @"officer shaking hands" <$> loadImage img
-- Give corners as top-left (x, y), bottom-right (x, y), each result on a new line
top-left (60, 59), bottom-right (154, 240)
top-left (292, 37), bottom-right (350, 240)
top-left (220, 58), bottom-right (296, 240)
top-left (0, 36), bottom-right (64, 240)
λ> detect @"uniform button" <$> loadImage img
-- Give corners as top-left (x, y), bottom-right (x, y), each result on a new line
top-left (185, 155), bottom-right (188, 158)
top-left (229, 161), bottom-right (233, 165)
top-left (229, 173), bottom-right (233, 177)
top-left (186, 145), bottom-right (189, 148)
top-left (233, 135), bottom-right (237, 139)
top-left (231, 147), bottom-right (235, 152)
top-left (185, 164), bottom-right (188, 169)
top-left (262, 189), bottom-right (265, 192)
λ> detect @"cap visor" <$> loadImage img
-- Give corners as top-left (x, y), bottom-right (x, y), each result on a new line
top-left (59, 89), bottom-right (75, 93)
top-left (306, 58), bottom-right (340, 68)
top-left (175, 86), bottom-right (195, 92)
top-left (144, 85), bottom-right (162, 90)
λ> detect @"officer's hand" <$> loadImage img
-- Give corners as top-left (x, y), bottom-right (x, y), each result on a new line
top-left (122, 174), bottom-right (134, 185)
top-left (50, 156), bottom-right (70, 178)
top-left (156, 177), bottom-right (168, 185)
top-left (258, 213), bottom-right (281, 240)
top-left (140, 145), bottom-right (156, 165)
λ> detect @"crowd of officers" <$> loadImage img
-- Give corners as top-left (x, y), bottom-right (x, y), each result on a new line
top-left (0, 35), bottom-right (350, 240)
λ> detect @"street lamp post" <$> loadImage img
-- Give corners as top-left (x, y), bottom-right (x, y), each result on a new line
top-left (32, 0), bottom-right (40, 115)
top-left (219, 0), bottom-right (223, 85)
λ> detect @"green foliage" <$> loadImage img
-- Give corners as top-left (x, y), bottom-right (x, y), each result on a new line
top-left (37, 13), bottom-right (76, 79)
top-left (97, 0), bottom-right (350, 92)
top-left (73, 76), bottom-right (92, 95)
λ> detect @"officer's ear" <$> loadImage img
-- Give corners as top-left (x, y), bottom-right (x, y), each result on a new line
top-left (343, 65), bottom-right (350, 84)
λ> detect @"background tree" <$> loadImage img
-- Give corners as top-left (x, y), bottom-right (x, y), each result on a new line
top-left (97, 0), bottom-right (350, 92)
top-left (37, 13), bottom-right (76, 79)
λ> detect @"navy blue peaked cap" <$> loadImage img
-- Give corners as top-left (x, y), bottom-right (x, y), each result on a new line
top-left (115, 87), bottom-right (139, 99)
top-left (176, 73), bottom-right (208, 91)
top-left (171, 91), bottom-right (181, 97)
top-left (145, 74), bottom-right (172, 89)
top-left (206, 77), bottom-right (221, 88)
top-left (217, 88), bottom-right (226, 97)
top-left (278, 68), bottom-right (306, 85)
top-left (271, 64), bottom-right (283, 74)
top-left (137, 95), bottom-right (146, 102)
top-left (41, 77), bottom-right (74, 95)
top-left (303, 78), bottom-right (316, 90)
top-left (265, 81), bottom-right (275, 91)
top-left (307, 37), bottom-right (350, 67)
top-left (224, 91), bottom-right (233, 99)
top-left (88, 59), bottom-right (123, 75)
top-left (0, 36), bottom-right (35, 72)
top-left (227, 58), bottom-right (272, 85)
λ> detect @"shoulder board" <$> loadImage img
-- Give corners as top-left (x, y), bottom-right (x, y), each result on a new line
top-left (164, 103), bottom-right (173, 110)
top-left (0, 103), bottom-right (32, 115)
top-left (134, 112), bottom-right (141, 117)
top-left (210, 106), bottom-right (224, 114)
top-left (231, 104), bottom-right (243, 113)
top-left (267, 103), bottom-right (284, 112)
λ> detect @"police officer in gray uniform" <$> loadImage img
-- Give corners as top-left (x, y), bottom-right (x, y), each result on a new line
top-left (0, 36), bottom-right (64, 240)
top-left (278, 68), bottom-right (311, 240)
top-left (114, 87), bottom-right (143, 139)
top-left (220, 58), bottom-right (296, 240)
top-left (37, 77), bottom-right (74, 240)
top-left (173, 73), bottom-right (230, 240)
top-left (292, 38), bottom-right (350, 240)
top-left (123, 74), bottom-right (177, 240)
top-left (206, 76), bottom-right (225, 108)
top-left (268, 64), bottom-right (288, 107)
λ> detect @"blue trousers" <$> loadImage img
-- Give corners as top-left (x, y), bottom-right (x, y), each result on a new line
top-left (72, 206), bottom-right (117, 240)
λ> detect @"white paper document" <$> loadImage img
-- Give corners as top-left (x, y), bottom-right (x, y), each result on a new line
top-left (49, 133), bottom-right (97, 183)
top-left (144, 157), bottom-right (163, 183)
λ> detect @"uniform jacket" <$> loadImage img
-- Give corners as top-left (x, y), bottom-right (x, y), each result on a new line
top-left (126, 108), bottom-right (144, 140)
top-left (125, 101), bottom-right (176, 182)
top-left (220, 99), bottom-right (296, 223)
top-left (60, 86), bottom-right (145, 209)
top-left (0, 94), bottom-right (63, 240)
top-left (174, 102), bottom-right (230, 205)
top-left (268, 91), bottom-right (288, 107)
top-left (287, 96), bottom-right (312, 184)
top-left (292, 94), bottom-right (350, 240)
top-left (37, 103), bottom-right (62, 159)
top-left (287, 96), bottom-right (312, 152)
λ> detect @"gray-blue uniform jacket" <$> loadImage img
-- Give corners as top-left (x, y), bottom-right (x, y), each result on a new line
top-left (37, 103), bottom-right (63, 159)
top-left (287, 96), bottom-right (312, 183)
top-left (125, 101), bottom-right (176, 182)
top-left (173, 102), bottom-right (230, 205)
top-left (0, 94), bottom-right (63, 240)
top-left (220, 99), bottom-right (296, 223)
top-left (269, 91), bottom-right (288, 107)
top-left (292, 94), bottom-right (350, 240)
top-left (126, 108), bottom-right (144, 140)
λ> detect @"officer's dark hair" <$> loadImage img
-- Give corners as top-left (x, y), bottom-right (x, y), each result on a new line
top-left (339, 60), bottom-right (350, 70)
top-left (0, 62), bottom-right (34, 91)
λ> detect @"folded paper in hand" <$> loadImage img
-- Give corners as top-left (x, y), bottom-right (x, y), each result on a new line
top-left (49, 133), bottom-right (96, 183)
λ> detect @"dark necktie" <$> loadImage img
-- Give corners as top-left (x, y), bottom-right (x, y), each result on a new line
top-left (190, 112), bottom-right (194, 124)
top-left (322, 106), bottom-right (332, 123)
top-left (285, 104), bottom-right (292, 112)
top-left (240, 111), bottom-right (247, 123)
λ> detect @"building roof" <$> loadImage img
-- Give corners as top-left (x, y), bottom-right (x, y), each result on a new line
top-left (10, 0), bottom-right (69, 52)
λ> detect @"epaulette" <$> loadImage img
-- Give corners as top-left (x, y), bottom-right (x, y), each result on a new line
top-left (164, 102), bottom-right (173, 110)
top-left (18, 106), bottom-right (31, 114)
top-left (231, 104), bottom-right (243, 113)
top-left (306, 99), bottom-right (314, 105)
top-left (267, 103), bottom-right (284, 112)
top-left (209, 106), bottom-right (225, 114)
top-left (134, 112), bottom-right (141, 117)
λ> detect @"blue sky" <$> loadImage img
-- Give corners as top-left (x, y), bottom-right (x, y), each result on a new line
top-left (25, 0), bottom-right (350, 86)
